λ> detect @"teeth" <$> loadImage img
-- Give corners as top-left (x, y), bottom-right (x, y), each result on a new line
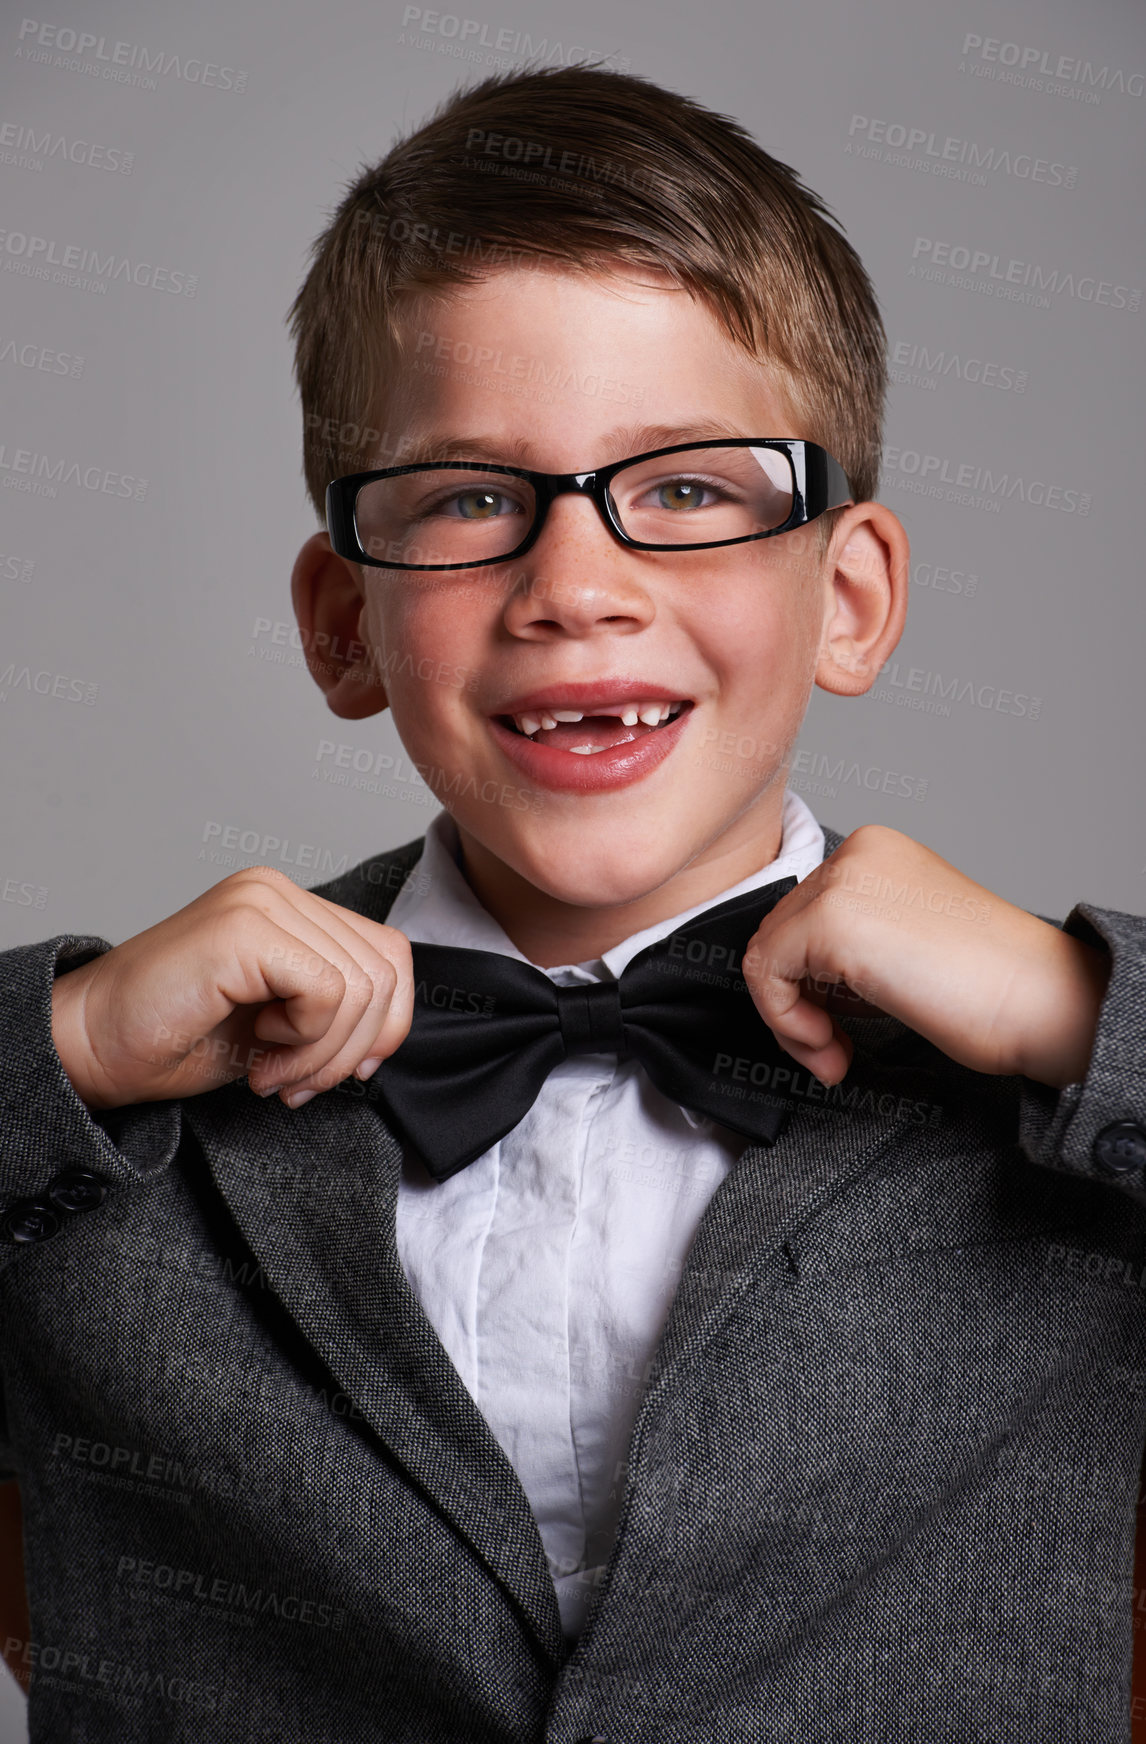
top-left (508, 699), bottom-right (687, 737)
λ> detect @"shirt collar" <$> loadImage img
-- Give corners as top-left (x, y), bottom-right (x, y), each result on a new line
top-left (385, 788), bottom-right (825, 983)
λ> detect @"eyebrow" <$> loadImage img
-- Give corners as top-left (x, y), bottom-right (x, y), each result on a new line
top-left (388, 419), bottom-right (757, 468)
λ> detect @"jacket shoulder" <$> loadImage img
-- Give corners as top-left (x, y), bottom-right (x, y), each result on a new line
top-left (304, 834), bottom-right (427, 926)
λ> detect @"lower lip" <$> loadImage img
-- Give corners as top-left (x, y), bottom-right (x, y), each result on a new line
top-left (488, 707), bottom-right (693, 793)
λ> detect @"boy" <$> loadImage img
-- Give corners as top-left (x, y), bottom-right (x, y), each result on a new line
top-left (3, 60), bottom-right (1145, 1743)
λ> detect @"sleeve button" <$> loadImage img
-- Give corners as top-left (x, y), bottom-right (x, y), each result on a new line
top-left (46, 1169), bottom-right (108, 1213)
top-left (2, 1200), bottom-right (62, 1244)
top-left (1092, 1121), bottom-right (1146, 1177)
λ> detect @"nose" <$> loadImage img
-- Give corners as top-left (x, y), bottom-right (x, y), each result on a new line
top-left (500, 492), bottom-right (656, 640)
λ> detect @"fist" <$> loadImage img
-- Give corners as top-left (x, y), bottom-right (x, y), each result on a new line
top-left (742, 824), bottom-right (1110, 1090)
top-left (50, 866), bottom-right (415, 1110)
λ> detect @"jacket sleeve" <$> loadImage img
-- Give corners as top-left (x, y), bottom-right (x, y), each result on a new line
top-left (0, 936), bottom-right (183, 1238)
top-left (1017, 902), bottom-right (1146, 1205)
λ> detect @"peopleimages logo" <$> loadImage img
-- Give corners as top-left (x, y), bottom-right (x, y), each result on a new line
top-left (890, 339), bottom-right (1027, 394)
top-left (910, 237), bottom-right (1140, 312)
top-left (0, 336), bottom-right (84, 376)
top-left (0, 228), bottom-right (197, 296)
top-left (116, 1557), bottom-right (346, 1631)
top-left (197, 820), bottom-right (350, 877)
top-left (14, 19), bottom-right (249, 92)
top-left (0, 120), bottom-right (134, 173)
top-left (415, 328), bottom-right (645, 404)
top-left (398, 7), bottom-right (630, 72)
top-left (959, 32), bottom-right (1144, 100)
top-left (847, 115), bottom-right (1077, 188)
top-left (883, 444), bottom-right (1090, 516)
top-left (0, 443), bottom-right (147, 500)
top-left (871, 661), bottom-right (1042, 721)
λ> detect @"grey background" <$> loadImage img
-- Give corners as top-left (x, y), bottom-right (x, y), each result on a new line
top-left (1, 0), bottom-right (1143, 1730)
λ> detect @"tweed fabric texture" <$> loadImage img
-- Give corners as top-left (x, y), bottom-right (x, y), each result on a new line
top-left (0, 821), bottom-right (1145, 1740)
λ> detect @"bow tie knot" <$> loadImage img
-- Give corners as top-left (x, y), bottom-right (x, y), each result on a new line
top-left (557, 978), bottom-right (627, 1057)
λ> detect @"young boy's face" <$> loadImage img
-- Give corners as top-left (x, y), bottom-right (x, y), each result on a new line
top-left (294, 263), bottom-right (906, 928)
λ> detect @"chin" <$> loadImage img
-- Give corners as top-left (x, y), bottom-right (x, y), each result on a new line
top-left (513, 843), bottom-right (683, 912)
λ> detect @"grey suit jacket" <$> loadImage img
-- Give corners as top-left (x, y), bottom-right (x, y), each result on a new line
top-left (2, 820), bottom-right (1146, 1742)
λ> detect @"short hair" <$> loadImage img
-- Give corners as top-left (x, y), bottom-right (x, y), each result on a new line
top-left (288, 62), bottom-right (886, 542)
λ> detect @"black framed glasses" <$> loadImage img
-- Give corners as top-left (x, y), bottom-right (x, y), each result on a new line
top-left (325, 439), bottom-right (853, 572)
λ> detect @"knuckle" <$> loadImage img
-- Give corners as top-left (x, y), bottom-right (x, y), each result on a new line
top-left (845, 823), bottom-right (897, 851)
top-left (341, 963), bottom-right (375, 1002)
top-left (224, 863), bottom-right (292, 889)
top-left (323, 959), bottom-right (349, 999)
top-left (268, 944), bottom-right (337, 989)
top-left (379, 925), bottom-right (413, 967)
top-left (373, 956), bottom-right (399, 999)
top-left (218, 882), bottom-right (288, 928)
top-left (346, 957), bottom-right (385, 1001)
top-left (743, 940), bottom-right (775, 974)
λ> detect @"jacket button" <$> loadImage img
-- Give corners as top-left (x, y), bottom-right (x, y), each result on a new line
top-left (2, 1200), bottom-right (62, 1244)
top-left (46, 1169), bottom-right (107, 1213)
top-left (1093, 1121), bottom-right (1146, 1177)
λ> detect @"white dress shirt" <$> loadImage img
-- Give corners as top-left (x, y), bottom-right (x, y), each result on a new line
top-left (387, 787), bottom-right (826, 1641)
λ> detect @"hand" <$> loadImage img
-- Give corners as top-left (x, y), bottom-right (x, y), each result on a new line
top-left (742, 824), bottom-right (1111, 1090)
top-left (50, 866), bottom-right (414, 1111)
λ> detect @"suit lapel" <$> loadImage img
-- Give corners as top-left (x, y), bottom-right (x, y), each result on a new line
top-left (182, 835), bottom-right (564, 1666)
top-left (590, 816), bottom-right (916, 1503)
top-left (183, 1081), bottom-right (564, 1665)
top-left (651, 1078), bottom-right (918, 1397)
top-left (649, 818), bottom-right (855, 1329)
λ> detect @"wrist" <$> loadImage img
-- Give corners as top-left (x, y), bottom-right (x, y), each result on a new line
top-left (1019, 932), bottom-right (1111, 1090)
top-left (50, 965), bottom-right (115, 1110)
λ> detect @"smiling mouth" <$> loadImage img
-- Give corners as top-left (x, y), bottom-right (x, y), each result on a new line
top-left (495, 700), bottom-right (691, 754)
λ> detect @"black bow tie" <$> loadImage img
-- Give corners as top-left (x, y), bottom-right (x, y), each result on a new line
top-left (365, 876), bottom-right (800, 1183)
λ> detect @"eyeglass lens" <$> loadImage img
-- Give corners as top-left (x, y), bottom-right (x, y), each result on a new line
top-left (352, 445), bottom-right (796, 567)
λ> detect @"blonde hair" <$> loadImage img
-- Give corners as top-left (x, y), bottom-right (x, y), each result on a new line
top-left (288, 62), bottom-right (886, 541)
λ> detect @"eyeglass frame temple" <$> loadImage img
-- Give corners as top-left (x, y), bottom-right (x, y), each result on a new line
top-left (324, 439), bottom-right (856, 569)
top-left (804, 444), bottom-right (854, 516)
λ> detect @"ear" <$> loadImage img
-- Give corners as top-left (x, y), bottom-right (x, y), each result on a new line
top-left (813, 501), bottom-right (910, 696)
top-left (290, 531), bottom-right (389, 721)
